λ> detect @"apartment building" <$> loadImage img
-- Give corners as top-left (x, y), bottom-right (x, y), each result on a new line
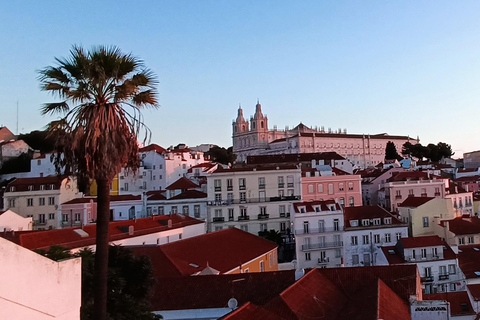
top-left (206, 166), bottom-right (301, 235)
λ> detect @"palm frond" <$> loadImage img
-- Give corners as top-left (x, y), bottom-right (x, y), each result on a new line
top-left (40, 102), bottom-right (69, 115)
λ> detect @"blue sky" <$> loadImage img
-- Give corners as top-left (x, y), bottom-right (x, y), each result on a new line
top-left (1, 1), bottom-right (480, 156)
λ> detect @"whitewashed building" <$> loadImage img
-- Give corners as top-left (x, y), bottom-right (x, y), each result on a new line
top-left (292, 200), bottom-right (344, 269)
top-left (206, 165), bottom-right (301, 235)
top-left (0, 209), bottom-right (33, 231)
top-left (343, 205), bottom-right (408, 267)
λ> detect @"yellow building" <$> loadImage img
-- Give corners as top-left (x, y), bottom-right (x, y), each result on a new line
top-left (89, 175), bottom-right (119, 196)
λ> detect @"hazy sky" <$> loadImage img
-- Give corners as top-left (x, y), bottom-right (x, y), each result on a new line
top-left (1, 1), bottom-right (480, 156)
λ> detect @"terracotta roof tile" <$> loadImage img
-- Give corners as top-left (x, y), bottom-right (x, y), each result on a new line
top-left (442, 216), bottom-right (480, 235)
top-left (343, 206), bottom-right (404, 227)
top-left (424, 292), bottom-right (475, 316)
top-left (398, 196), bottom-right (435, 208)
top-left (400, 235), bottom-right (445, 248)
top-left (457, 245), bottom-right (480, 279)
top-left (139, 144), bottom-right (166, 154)
top-left (6, 176), bottom-right (69, 192)
top-left (467, 284), bottom-right (480, 301)
top-left (165, 177), bottom-right (199, 190)
top-left (168, 190), bottom-right (207, 200)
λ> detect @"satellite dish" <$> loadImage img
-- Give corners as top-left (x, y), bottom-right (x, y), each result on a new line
top-left (228, 298), bottom-right (238, 310)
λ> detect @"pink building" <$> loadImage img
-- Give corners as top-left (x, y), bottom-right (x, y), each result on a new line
top-left (301, 168), bottom-right (362, 207)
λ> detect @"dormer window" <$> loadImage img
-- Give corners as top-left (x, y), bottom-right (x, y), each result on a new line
top-left (10, 186), bottom-right (15, 192)
top-left (373, 218), bottom-right (381, 225)
top-left (49, 184), bottom-right (55, 190)
top-left (40, 185), bottom-right (46, 190)
top-left (314, 206), bottom-right (320, 212)
top-left (28, 185), bottom-right (34, 191)
top-left (362, 219), bottom-right (370, 226)
top-left (299, 207), bottom-right (306, 213)
top-left (350, 220), bottom-right (358, 227)
top-left (384, 217), bottom-right (392, 224)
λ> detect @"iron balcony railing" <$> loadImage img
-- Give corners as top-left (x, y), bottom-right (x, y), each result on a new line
top-left (238, 215), bottom-right (250, 221)
top-left (212, 217), bottom-right (225, 222)
top-left (258, 214), bottom-right (269, 220)
top-left (295, 226), bottom-right (343, 235)
top-left (301, 241), bottom-right (343, 251)
top-left (207, 195), bottom-right (301, 206)
top-left (404, 253), bottom-right (443, 262)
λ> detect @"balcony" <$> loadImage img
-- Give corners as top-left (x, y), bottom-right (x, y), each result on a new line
top-left (301, 241), bottom-right (343, 251)
top-left (34, 220), bottom-right (47, 226)
top-left (238, 215), bottom-right (250, 221)
top-left (239, 185), bottom-right (246, 190)
top-left (439, 274), bottom-right (449, 280)
top-left (421, 276), bottom-right (434, 283)
top-left (212, 217), bottom-right (225, 222)
top-left (259, 184), bottom-right (265, 189)
top-left (395, 195), bottom-right (402, 200)
top-left (278, 183), bottom-right (285, 188)
top-left (405, 254), bottom-right (442, 262)
top-left (279, 212), bottom-right (291, 218)
top-left (295, 226), bottom-right (343, 235)
top-left (61, 221), bottom-right (70, 226)
top-left (214, 187), bottom-right (221, 192)
top-left (258, 214), bottom-right (269, 220)
top-left (287, 183), bottom-right (294, 188)
top-left (434, 192), bottom-right (441, 196)
top-left (207, 195), bottom-right (301, 206)
top-left (227, 186), bottom-right (233, 191)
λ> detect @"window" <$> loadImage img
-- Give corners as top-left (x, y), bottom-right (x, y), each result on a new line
top-left (260, 206), bottom-right (267, 215)
top-left (278, 189), bottom-right (284, 197)
top-left (352, 254), bottom-right (359, 265)
top-left (439, 265), bottom-right (447, 275)
top-left (158, 206), bottom-right (164, 215)
top-left (334, 234), bottom-right (341, 246)
top-left (240, 192), bottom-right (246, 202)
top-left (258, 177), bottom-right (265, 189)
top-left (287, 175), bottom-right (294, 188)
top-left (215, 193), bottom-right (222, 202)
top-left (278, 176), bottom-right (284, 188)
top-left (228, 208), bottom-right (234, 221)
top-left (240, 207), bottom-right (247, 217)
top-left (287, 189), bottom-right (294, 196)
top-left (74, 213), bottom-right (81, 222)
top-left (48, 197), bottom-right (55, 205)
top-left (39, 214), bottom-right (46, 224)
top-left (335, 249), bottom-right (341, 258)
top-left (214, 209), bottom-right (222, 218)
top-left (363, 253), bottom-right (371, 266)
top-left (421, 248), bottom-right (427, 258)
top-left (303, 221), bottom-right (309, 234)
top-left (318, 220), bottom-right (325, 232)
top-left (373, 218), bottom-right (381, 225)
top-left (317, 184), bottom-right (324, 193)
top-left (308, 184), bottom-right (314, 194)
top-left (449, 264), bottom-right (456, 274)
top-left (27, 198), bottom-right (33, 207)
top-left (459, 237), bottom-right (465, 245)
top-left (423, 217), bottom-right (429, 228)
top-left (171, 206), bottom-right (178, 214)
top-left (48, 213), bottom-right (55, 220)
top-left (374, 234), bottom-right (380, 244)
top-left (333, 219), bottom-right (339, 231)
top-left (214, 179), bottom-right (221, 192)
top-left (349, 197), bottom-right (354, 207)
top-left (305, 252), bottom-right (311, 261)
top-left (182, 206), bottom-right (189, 215)
top-left (409, 189), bottom-right (414, 196)
top-left (259, 190), bottom-right (266, 202)
top-left (28, 185), bottom-right (33, 191)
top-left (227, 193), bottom-right (233, 203)
top-left (279, 205), bottom-right (286, 217)
top-left (339, 197), bottom-right (345, 207)
top-left (396, 232), bottom-right (402, 241)
top-left (260, 223), bottom-right (267, 231)
top-left (385, 233), bottom-right (391, 243)
top-left (194, 205), bottom-right (200, 218)
top-left (348, 182), bottom-right (354, 191)
top-left (362, 235), bottom-right (369, 244)
top-left (124, 183), bottom-right (129, 191)
top-left (39, 198), bottom-right (45, 206)
top-left (351, 236), bottom-right (358, 245)
top-left (239, 178), bottom-right (246, 190)
top-left (449, 283), bottom-right (456, 292)
top-left (339, 183), bottom-right (344, 191)
top-left (280, 222), bottom-right (286, 231)
top-left (384, 217), bottom-right (392, 224)
top-left (469, 236), bottom-right (474, 244)
top-left (362, 219), bottom-right (370, 226)
top-left (62, 214), bottom-right (69, 222)
top-left (227, 179), bottom-right (233, 191)
top-left (328, 183), bottom-right (334, 195)
top-left (40, 185), bottom-right (45, 191)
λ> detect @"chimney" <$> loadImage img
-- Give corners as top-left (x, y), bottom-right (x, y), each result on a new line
top-left (128, 225), bottom-right (134, 235)
top-left (168, 219), bottom-right (172, 228)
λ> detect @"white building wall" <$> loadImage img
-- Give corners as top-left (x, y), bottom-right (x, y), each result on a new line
top-left (0, 209), bottom-right (33, 231)
top-left (0, 237), bottom-right (81, 320)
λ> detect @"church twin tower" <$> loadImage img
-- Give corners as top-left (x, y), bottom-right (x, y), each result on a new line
top-left (232, 101), bottom-right (271, 155)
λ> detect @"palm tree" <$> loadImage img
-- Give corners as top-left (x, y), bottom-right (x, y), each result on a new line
top-left (39, 45), bottom-right (158, 320)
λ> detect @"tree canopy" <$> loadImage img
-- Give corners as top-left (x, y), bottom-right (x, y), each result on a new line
top-left (385, 141), bottom-right (402, 161)
top-left (205, 146), bottom-right (236, 165)
top-left (402, 142), bottom-right (453, 162)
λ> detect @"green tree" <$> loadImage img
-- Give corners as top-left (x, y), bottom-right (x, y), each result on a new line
top-left (18, 130), bottom-right (56, 153)
top-left (38, 45), bottom-right (158, 320)
top-left (403, 141), bottom-right (453, 161)
top-left (385, 141), bottom-right (402, 160)
top-left (258, 229), bottom-right (284, 246)
top-left (205, 146), bottom-right (236, 165)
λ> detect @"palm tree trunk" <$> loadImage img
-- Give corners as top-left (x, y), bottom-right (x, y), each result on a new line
top-left (93, 178), bottom-right (111, 320)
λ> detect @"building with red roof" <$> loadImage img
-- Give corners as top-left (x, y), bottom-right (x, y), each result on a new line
top-left (439, 216), bottom-right (480, 249)
top-left (223, 265), bottom-right (420, 320)
top-left (3, 176), bottom-right (78, 230)
top-left (378, 171), bottom-right (447, 212)
top-left (423, 292), bottom-right (475, 317)
top-left (131, 228), bottom-right (278, 278)
top-left (343, 205), bottom-right (407, 267)
top-left (378, 235), bottom-right (463, 295)
top-left (398, 197), bottom-right (455, 237)
top-left (1, 214), bottom-right (205, 252)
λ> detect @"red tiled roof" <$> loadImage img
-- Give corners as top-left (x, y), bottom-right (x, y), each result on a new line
top-left (246, 152), bottom-right (346, 165)
top-left (454, 175), bottom-right (480, 182)
top-left (400, 235), bottom-right (445, 248)
top-left (388, 171), bottom-right (437, 182)
top-left (165, 177), bottom-right (199, 190)
top-left (6, 176), bottom-right (69, 192)
top-left (214, 165), bottom-right (298, 173)
top-left (457, 245), bottom-right (480, 279)
top-left (293, 200), bottom-right (340, 213)
top-left (424, 292), bottom-right (475, 316)
top-left (343, 206), bottom-right (404, 227)
top-left (146, 190), bottom-right (167, 201)
top-left (458, 168), bottom-right (477, 173)
top-left (467, 284), bottom-right (480, 301)
top-left (13, 214), bottom-right (203, 250)
top-left (62, 197), bottom-right (97, 205)
top-left (139, 144), bottom-right (166, 154)
top-left (151, 271), bottom-right (295, 311)
top-left (61, 194), bottom-right (141, 205)
top-left (224, 266), bottom-right (417, 320)
top-left (331, 167), bottom-right (350, 175)
top-left (168, 190), bottom-right (207, 200)
top-left (398, 196), bottom-right (435, 208)
top-left (132, 228), bottom-right (276, 277)
top-left (441, 216), bottom-right (480, 235)
top-left (186, 162), bottom-right (216, 173)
